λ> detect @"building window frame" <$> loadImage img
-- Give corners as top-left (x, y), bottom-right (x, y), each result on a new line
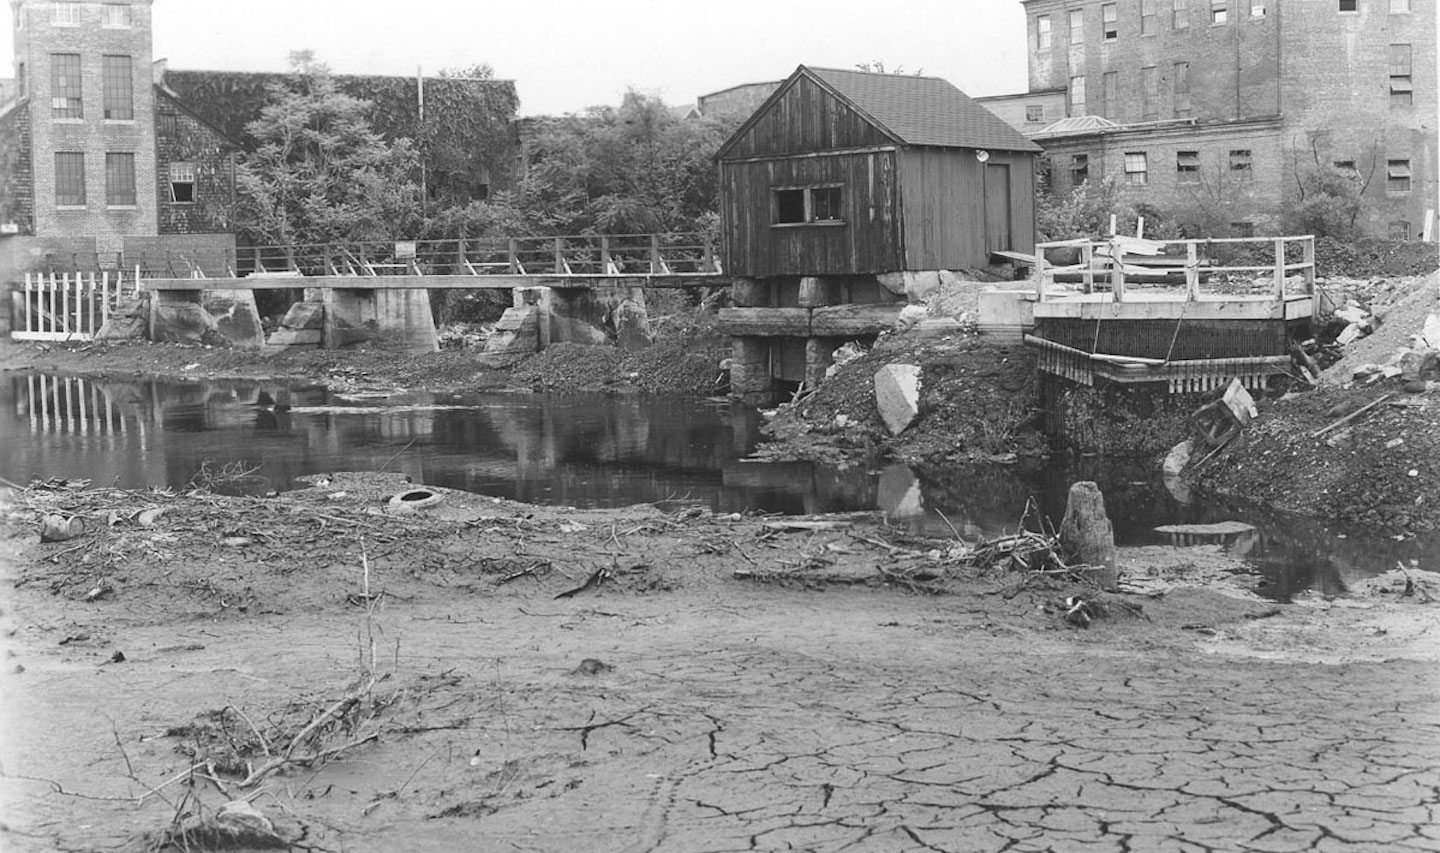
top-left (1103, 3), bottom-right (1119, 40)
top-left (1229, 149), bottom-right (1254, 179)
top-left (55, 152), bottom-right (86, 207)
top-left (1211, 0), bottom-right (1229, 24)
top-left (1390, 0), bottom-right (1411, 11)
top-left (1141, 66), bottom-right (1159, 120)
top-left (1069, 8), bottom-right (1085, 44)
top-left (51, 1), bottom-right (82, 26)
top-left (1386, 159), bottom-right (1411, 193)
top-left (1101, 71), bottom-right (1119, 119)
top-left (1025, 104), bottom-right (1045, 122)
top-left (50, 53), bottom-right (83, 120)
top-left (1173, 61), bottom-right (1192, 117)
top-left (1173, 0), bottom-right (1190, 28)
top-left (1124, 152), bottom-right (1149, 185)
top-left (1071, 153), bottom-right (1090, 186)
top-left (1177, 151), bottom-right (1201, 183)
top-left (1069, 75), bottom-right (1087, 115)
top-left (102, 55), bottom-right (135, 121)
top-left (1141, 0), bottom-right (1158, 34)
top-left (103, 3), bottom-right (132, 27)
top-left (1389, 221), bottom-right (1411, 240)
top-left (106, 152), bottom-right (137, 208)
top-left (1389, 44), bottom-right (1413, 107)
top-left (1338, 0), bottom-right (1358, 11)
top-left (772, 184), bottom-right (844, 226)
top-left (1037, 14), bottom-right (1053, 50)
top-left (169, 162), bottom-right (198, 204)
top-left (1248, 0), bottom-right (1267, 16)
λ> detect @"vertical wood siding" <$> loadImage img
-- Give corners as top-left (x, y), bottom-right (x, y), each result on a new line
top-left (721, 76), bottom-right (893, 159)
top-left (896, 148), bottom-right (1035, 271)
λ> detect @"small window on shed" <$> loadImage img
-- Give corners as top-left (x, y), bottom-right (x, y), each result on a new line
top-left (169, 162), bottom-right (196, 203)
top-left (1333, 159), bottom-right (1358, 179)
top-left (775, 189), bottom-right (805, 224)
top-left (1124, 152), bottom-right (1148, 185)
top-left (811, 187), bottom-right (843, 221)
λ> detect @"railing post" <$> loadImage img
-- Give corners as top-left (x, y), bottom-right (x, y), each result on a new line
top-left (1109, 240), bottom-right (1125, 303)
top-left (600, 236), bottom-right (612, 275)
top-left (252, 246), bottom-right (262, 274)
top-left (1303, 236), bottom-right (1316, 293)
top-left (1185, 241), bottom-right (1199, 301)
top-left (323, 244), bottom-right (335, 276)
top-left (1273, 237), bottom-right (1286, 301)
top-left (455, 237), bottom-right (466, 276)
top-left (102, 271), bottom-right (111, 328)
top-left (702, 234), bottom-right (715, 273)
top-left (508, 239), bottom-right (519, 274)
top-left (285, 244), bottom-right (298, 272)
top-left (554, 237), bottom-right (565, 274)
top-left (1035, 244), bottom-right (1048, 303)
top-left (650, 234), bottom-right (661, 275)
top-left (1080, 242), bottom-right (1093, 293)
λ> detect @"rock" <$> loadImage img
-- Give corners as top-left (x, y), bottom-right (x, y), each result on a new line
top-left (1422, 313), bottom-right (1440, 349)
top-left (873, 364), bottom-right (921, 436)
top-left (612, 298), bottom-right (652, 352)
top-left (1399, 347), bottom-right (1439, 381)
top-left (1059, 482), bottom-right (1118, 591)
top-left (279, 301), bottom-right (326, 331)
top-left (1336, 323), bottom-right (1365, 346)
top-left (1403, 379), bottom-right (1428, 394)
top-left (1163, 440), bottom-right (1193, 477)
top-left (150, 301), bottom-right (221, 344)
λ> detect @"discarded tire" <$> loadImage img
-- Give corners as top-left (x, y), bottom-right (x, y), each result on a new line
top-left (388, 488), bottom-right (444, 510)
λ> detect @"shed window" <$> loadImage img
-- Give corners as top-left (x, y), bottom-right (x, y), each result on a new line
top-left (103, 4), bottom-right (131, 27)
top-left (1037, 14), bottom-right (1052, 49)
top-left (1173, 61), bottom-right (1192, 117)
top-left (1141, 0), bottom-right (1157, 33)
top-left (1211, 0), bottom-right (1228, 23)
top-left (1177, 151), bottom-right (1201, 183)
top-left (1025, 104), bottom-right (1044, 122)
top-left (103, 55), bottom-right (134, 120)
top-left (1390, 44), bottom-right (1413, 107)
top-left (1387, 159), bottom-right (1411, 192)
top-left (773, 186), bottom-right (843, 225)
top-left (1124, 152), bottom-right (1148, 185)
top-left (1389, 221), bottom-right (1410, 240)
top-left (1103, 3), bottom-right (1119, 40)
top-left (169, 162), bottom-right (197, 203)
top-left (1071, 154), bottom-right (1090, 185)
top-left (55, 152), bottom-right (86, 206)
top-left (51, 2), bottom-right (81, 25)
top-left (1173, 0), bottom-right (1190, 28)
top-left (106, 153), bottom-right (136, 207)
top-left (1229, 149), bottom-right (1253, 179)
top-left (1069, 8), bottom-right (1085, 43)
top-left (51, 53), bottom-right (83, 119)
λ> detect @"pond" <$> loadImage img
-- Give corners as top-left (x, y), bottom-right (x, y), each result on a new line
top-left (2, 372), bottom-right (1430, 600)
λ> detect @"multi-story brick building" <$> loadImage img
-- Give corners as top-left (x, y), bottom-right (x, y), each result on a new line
top-left (1016, 0), bottom-right (1436, 239)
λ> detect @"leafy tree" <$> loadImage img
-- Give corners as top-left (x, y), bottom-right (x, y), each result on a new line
top-left (234, 52), bottom-right (423, 246)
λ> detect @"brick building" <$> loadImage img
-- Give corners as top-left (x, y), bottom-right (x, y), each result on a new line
top-left (1015, 0), bottom-right (1436, 239)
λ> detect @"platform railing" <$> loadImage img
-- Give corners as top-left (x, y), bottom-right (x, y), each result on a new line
top-left (12, 270), bottom-right (142, 342)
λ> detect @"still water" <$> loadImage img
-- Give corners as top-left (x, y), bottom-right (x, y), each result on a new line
top-left (2, 372), bottom-right (1430, 600)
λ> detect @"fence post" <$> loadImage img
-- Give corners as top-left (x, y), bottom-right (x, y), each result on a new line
top-left (650, 235), bottom-right (661, 275)
top-left (1303, 236), bottom-right (1316, 293)
top-left (253, 246), bottom-right (263, 274)
top-left (508, 238), bottom-right (519, 274)
top-left (702, 234), bottom-right (715, 273)
top-left (1185, 241), bottom-right (1199, 301)
top-left (1273, 237), bottom-right (1286, 301)
top-left (60, 273), bottom-right (70, 336)
top-left (1109, 240), bottom-right (1125, 303)
top-left (600, 236), bottom-right (612, 274)
top-left (102, 271), bottom-right (111, 328)
top-left (455, 237), bottom-right (466, 276)
top-left (1080, 242), bottom-right (1093, 293)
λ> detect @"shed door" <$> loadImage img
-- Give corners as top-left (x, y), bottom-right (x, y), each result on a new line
top-left (984, 164), bottom-right (1012, 253)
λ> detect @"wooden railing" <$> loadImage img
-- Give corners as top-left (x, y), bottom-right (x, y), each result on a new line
top-left (1033, 234), bottom-right (1316, 303)
top-left (12, 270), bottom-right (141, 342)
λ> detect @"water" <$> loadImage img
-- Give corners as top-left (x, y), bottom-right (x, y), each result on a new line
top-left (2, 372), bottom-right (1430, 600)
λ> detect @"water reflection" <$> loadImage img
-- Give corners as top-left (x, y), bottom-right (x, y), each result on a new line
top-left (3, 372), bottom-right (1430, 601)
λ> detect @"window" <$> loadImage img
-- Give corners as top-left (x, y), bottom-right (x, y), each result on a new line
top-left (1211, 0), bottom-right (1228, 24)
top-left (1101, 71), bottom-right (1119, 118)
top-left (1141, 66), bottom-right (1159, 120)
top-left (1025, 104), bottom-right (1045, 122)
top-left (773, 185), bottom-right (843, 225)
top-left (1141, 0), bottom-right (1158, 33)
top-left (1037, 15), bottom-right (1052, 49)
top-left (1070, 75), bottom-right (1087, 114)
top-left (106, 153), bottom-right (136, 206)
top-left (1249, 0), bottom-right (1266, 15)
top-left (1387, 159), bottom-right (1411, 192)
top-left (1338, 0), bottom-right (1357, 10)
top-left (1390, 44), bottom-right (1413, 107)
top-left (1391, 0), bottom-right (1411, 11)
top-left (51, 1), bottom-right (81, 25)
top-left (169, 162), bottom-right (197, 203)
top-left (50, 54), bottom-right (83, 119)
top-left (1124, 152), bottom-right (1148, 185)
top-left (1231, 222), bottom-right (1255, 237)
top-left (1103, 3), bottom-right (1119, 40)
top-left (55, 153), bottom-right (86, 206)
top-left (103, 3), bottom-right (132, 27)
top-left (1177, 151), bottom-right (1201, 183)
top-left (1333, 159), bottom-right (1357, 177)
top-left (159, 112), bottom-right (178, 134)
top-left (1071, 154), bottom-right (1090, 185)
top-left (1173, 62), bottom-right (1192, 117)
top-left (1389, 221), bottom-right (1411, 240)
top-left (1070, 8), bottom-right (1085, 43)
top-left (1174, 0), bottom-right (1190, 28)
top-left (1230, 149), bottom-right (1253, 179)
top-left (102, 55), bottom-right (134, 120)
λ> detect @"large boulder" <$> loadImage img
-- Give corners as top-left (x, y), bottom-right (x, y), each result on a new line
top-left (150, 300), bottom-right (222, 344)
top-left (874, 363), bottom-right (921, 436)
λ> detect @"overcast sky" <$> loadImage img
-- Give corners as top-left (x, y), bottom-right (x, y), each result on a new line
top-left (5, 0), bottom-right (1031, 115)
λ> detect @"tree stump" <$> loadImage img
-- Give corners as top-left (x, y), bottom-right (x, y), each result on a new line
top-left (1059, 481), bottom-right (1118, 591)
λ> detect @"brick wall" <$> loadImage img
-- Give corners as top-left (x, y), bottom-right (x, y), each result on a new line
top-left (0, 100), bottom-right (35, 234)
top-left (154, 90), bottom-right (234, 235)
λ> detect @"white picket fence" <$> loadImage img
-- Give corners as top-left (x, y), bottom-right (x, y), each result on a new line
top-left (11, 270), bottom-right (142, 342)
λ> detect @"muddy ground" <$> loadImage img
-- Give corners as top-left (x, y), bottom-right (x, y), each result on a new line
top-left (1, 474), bottom-right (1437, 852)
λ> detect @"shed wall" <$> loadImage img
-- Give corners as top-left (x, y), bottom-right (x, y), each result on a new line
top-left (721, 75), bottom-right (892, 159)
top-left (897, 148), bottom-right (1036, 270)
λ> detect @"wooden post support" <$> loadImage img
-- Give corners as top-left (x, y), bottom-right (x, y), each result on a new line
top-left (1273, 237), bottom-right (1286, 300)
top-left (1302, 237), bottom-right (1316, 293)
top-left (703, 234), bottom-right (716, 273)
top-left (1036, 246), bottom-right (1049, 303)
top-left (1109, 240), bottom-right (1125, 303)
top-left (600, 236), bottom-right (612, 274)
top-left (253, 246), bottom-right (263, 274)
top-left (508, 239), bottom-right (520, 274)
top-left (1081, 242), bottom-right (1093, 294)
top-left (553, 237), bottom-right (565, 274)
top-left (1185, 242), bottom-right (1199, 301)
top-left (1059, 481), bottom-right (1118, 591)
top-left (650, 234), bottom-right (661, 275)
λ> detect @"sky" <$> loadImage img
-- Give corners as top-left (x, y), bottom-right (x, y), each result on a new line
top-left (4, 0), bottom-right (1032, 115)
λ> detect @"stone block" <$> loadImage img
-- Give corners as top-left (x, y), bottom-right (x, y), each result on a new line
top-left (280, 301), bottom-right (326, 331)
top-left (150, 300), bottom-right (219, 344)
top-left (203, 289), bottom-right (264, 349)
top-left (731, 278), bottom-right (770, 307)
top-left (798, 277), bottom-right (842, 308)
top-left (485, 307), bottom-right (540, 354)
top-left (874, 363), bottom-right (921, 436)
top-left (266, 328), bottom-right (322, 347)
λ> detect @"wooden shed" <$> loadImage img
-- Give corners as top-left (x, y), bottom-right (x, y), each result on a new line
top-left (716, 65), bottom-right (1042, 279)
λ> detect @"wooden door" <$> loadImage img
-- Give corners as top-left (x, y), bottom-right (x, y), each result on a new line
top-left (984, 164), bottom-right (1012, 253)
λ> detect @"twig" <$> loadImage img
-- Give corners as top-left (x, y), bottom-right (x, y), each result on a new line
top-left (228, 703), bottom-right (274, 758)
top-left (378, 437), bottom-right (418, 473)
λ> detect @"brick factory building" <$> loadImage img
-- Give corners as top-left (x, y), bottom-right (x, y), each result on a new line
top-left (1008, 0), bottom-right (1436, 239)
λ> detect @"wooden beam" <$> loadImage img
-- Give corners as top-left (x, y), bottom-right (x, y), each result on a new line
top-left (717, 308), bottom-right (812, 337)
top-left (141, 274), bottom-right (725, 291)
top-left (810, 304), bottom-right (905, 336)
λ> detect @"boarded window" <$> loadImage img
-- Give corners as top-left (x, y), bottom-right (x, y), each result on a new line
top-left (51, 2), bottom-right (81, 25)
top-left (1390, 44), bottom-right (1413, 107)
top-left (1025, 104), bottom-right (1044, 122)
top-left (169, 162), bottom-right (197, 203)
top-left (1391, 0), bottom-right (1411, 11)
top-left (1387, 159), bottom-right (1411, 192)
top-left (1124, 152), bottom-right (1148, 185)
top-left (1173, 0), bottom-right (1190, 28)
top-left (1141, 0), bottom-right (1158, 33)
top-left (1173, 61), bottom-right (1192, 117)
top-left (1037, 15), bottom-right (1052, 49)
top-left (1070, 8), bottom-right (1085, 43)
top-left (103, 4), bottom-right (131, 26)
top-left (1070, 75), bottom-right (1087, 115)
top-left (1389, 221), bottom-right (1410, 240)
top-left (51, 53), bottom-right (83, 119)
top-left (159, 112), bottom-right (178, 134)
top-left (1177, 151), bottom-right (1201, 183)
top-left (103, 55), bottom-right (133, 120)
top-left (1229, 149), bottom-right (1253, 179)
top-left (55, 152), bottom-right (85, 206)
top-left (1141, 66), bottom-right (1159, 120)
top-left (106, 153), bottom-right (136, 206)
top-left (1071, 154), bottom-right (1090, 186)
top-left (1103, 3), bottom-right (1119, 40)
top-left (1102, 72), bottom-right (1119, 118)
top-left (1211, 0), bottom-right (1228, 24)
top-left (1249, 1), bottom-right (1266, 15)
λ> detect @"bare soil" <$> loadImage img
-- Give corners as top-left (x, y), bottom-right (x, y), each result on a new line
top-left (2, 475), bottom-right (1437, 852)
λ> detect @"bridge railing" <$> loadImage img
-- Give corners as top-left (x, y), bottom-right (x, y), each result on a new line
top-left (129, 233), bottom-right (722, 280)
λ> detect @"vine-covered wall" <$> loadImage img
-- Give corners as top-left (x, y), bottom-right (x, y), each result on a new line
top-left (0, 101), bottom-right (35, 236)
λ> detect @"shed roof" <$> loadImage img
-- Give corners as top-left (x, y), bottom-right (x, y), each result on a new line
top-left (806, 66), bottom-right (1041, 153)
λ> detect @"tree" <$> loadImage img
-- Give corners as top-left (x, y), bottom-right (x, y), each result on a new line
top-left (234, 52), bottom-right (423, 246)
